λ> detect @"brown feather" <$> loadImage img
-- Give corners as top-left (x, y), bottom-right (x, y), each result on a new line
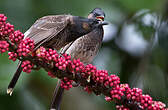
top-left (24, 15), bottom-right (72, 50)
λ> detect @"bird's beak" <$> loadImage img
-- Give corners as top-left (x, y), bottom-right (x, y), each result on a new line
top-left (96, 16), bottom-right (104, 21)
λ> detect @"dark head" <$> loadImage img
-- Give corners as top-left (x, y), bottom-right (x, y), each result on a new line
top-left (68, 8), bottom-right (107, 42)
top-left (88, 8), bottom-right (105, 21)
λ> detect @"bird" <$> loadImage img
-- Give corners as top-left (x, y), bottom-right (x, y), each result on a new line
top-left (7, 13), bottom-right (107, 96)
top-left (50, 8), bottom-right (106, 110)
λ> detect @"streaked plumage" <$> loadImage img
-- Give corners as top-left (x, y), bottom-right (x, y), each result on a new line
top-left (63, 27), bottom-right (103, 64)
top-left (50, 8), bottom-right (106, 110)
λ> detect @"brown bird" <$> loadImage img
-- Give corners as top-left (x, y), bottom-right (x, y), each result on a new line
top-left (7, 14), bottom-right (106, 95)
top-left (50, 8), bottom-right (106, 110)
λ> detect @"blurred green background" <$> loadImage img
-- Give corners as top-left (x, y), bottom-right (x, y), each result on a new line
top-left (0, 0), bottom-right (168, 109)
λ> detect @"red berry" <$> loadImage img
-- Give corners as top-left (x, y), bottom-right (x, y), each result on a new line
top-left (21, 60), bottom-right (34, 74)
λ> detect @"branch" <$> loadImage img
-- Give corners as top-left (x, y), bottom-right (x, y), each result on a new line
top-left (0, 14), bottom-right (167, 110)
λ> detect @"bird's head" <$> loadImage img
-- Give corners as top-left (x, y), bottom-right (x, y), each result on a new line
top-left (88, 8), bottom-right (105, 21)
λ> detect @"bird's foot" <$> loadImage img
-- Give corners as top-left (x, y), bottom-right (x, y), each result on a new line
top-left (7, 88), bottom-right (13, 96)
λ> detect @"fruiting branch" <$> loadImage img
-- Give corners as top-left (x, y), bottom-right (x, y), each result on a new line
top-left (0, 14), bottom-right (167, 110)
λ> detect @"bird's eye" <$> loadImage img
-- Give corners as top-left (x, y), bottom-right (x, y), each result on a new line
top-left (93, 13), bottom-right (97, 17)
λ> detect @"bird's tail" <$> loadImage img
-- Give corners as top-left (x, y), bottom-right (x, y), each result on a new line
top-left (7, 61), bottom-right (23, 96)
top-left (50, 79), bottom-right (64, 110)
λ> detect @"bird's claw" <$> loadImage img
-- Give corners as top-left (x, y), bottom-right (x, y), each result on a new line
top-left (87, 75), bottom-right (91, 83)
top-left (7, 88), bottom-right (13, 96)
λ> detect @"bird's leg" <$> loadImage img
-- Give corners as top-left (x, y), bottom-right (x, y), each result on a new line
top-left (7, 61), bottom-right (22, 96)
top-left (50, 79), bottom-right (64, 110)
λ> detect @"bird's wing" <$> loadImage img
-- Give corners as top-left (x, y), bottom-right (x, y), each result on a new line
top-left (60, 41), bottom-right (74, 54)
top-left (24, 15), bottom-right (71, 49)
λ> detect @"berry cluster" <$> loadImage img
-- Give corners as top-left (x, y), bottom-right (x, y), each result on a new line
top-left (0, 22), bottom-right (14, 37)
top-left (110, 85), bottom-right (124, 100)
top-left (9, 30), bottom-right (24, 44)
top-left (70, 59), bottom-right (84, 73)
top-left (0, 14), bottom-right (14, 38)
top-left (21, 60), bottom-right (34, 73)
top-left (0, 14), bottom-right (7, 27)
top-left (60, 77), bottom-right (73, 90)
top-left (116, 105), bottom-right (130, 110)
top-left (0, 41), bottom-right (9, 53)
top-left (152, 101), bottom-right (166, 110)
top-left (93, 70), bottom-right (108, 83)
top-left (109, 84), bottom-right (167, 109)
top-left (0, 14), bottom-right (168, 110)
top-left (36, 47), bottom-right (60, 63)
top-left (44, 48), bottom-right (59, 62)
top-left (36, 47), bottom-right (47, 58)
top-left (17, 38), bottom-right (35, 56)
top-left (82, 64), bottom-right (96, 79)
top-left (140, 94), bottom-right (153, 109)
top-left (104, 74), bottom-right (120, 88)
top-left (8, 52), bottom-right (17, 61)
top-left (55, 54), bottom-right (71, 70)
